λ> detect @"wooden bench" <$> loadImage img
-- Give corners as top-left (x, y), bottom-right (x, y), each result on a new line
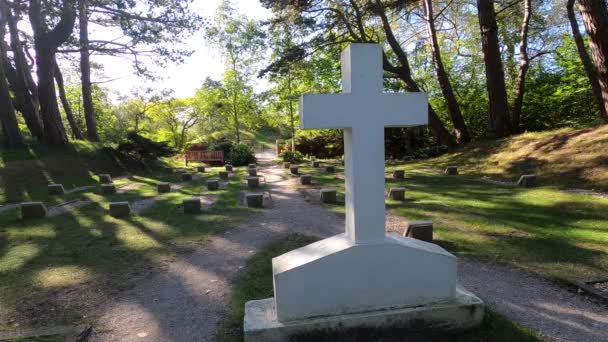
top-left (185, 150), bottom-right (224, 166)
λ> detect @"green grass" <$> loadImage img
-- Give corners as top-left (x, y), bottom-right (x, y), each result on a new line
top-left (217, 234), bottom-right (540, 342)
top-left (292, 161), bottom-right (608, 284)
top-left (0, 166), bottom-right (256, 329)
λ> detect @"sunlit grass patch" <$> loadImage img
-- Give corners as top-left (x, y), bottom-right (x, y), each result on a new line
top-left (34, 265), bottom-right (95, 288)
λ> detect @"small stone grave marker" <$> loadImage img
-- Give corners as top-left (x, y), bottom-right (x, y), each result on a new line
top-left (219, 171), bottom-right (229, 180)
top-left (21, 202), bottom-right (47, 219)
top-left (283, 162), bottom-right (291, 169)
top-left (300, 174), bottom-right (312, 185)
top-left (99, 174), bottom-right (112, 184)
top-left (248, 168), bottom-right (258, 177)
top-left (247, 177), bottom-right (260, 188)
top-left (445, 166), bottom-right (458, 175)
top-left (290, 166), bottom-right (299, 175)
top-left (48, 184), bottom-right (65, 195)
top-left (109, 202), bottom-right (130, 217)
top-left (404, 221), bottom-right (434, 242)
top-left (183, 197), bottom-right (201, 214)
top-left (393, 170), bottom-right (405, 179)
top-left (157, 183), bottom-right (171, 193)
top-left (320, 189), bottom-right (337, 203)
top-left (181, 173), bottom-right (193, 182)
top-left (207, 180), bottom-right (219, 191)
top-left (517, 174), bottom-right (537, 187)
top-left (312, 161), bottom-right (320, 167)
top-left (388, 187), bottom-right (406, 201)
top-left (325, 166), bottom-right (335, 173)
top-left (246, 193), bottom-right (264, 208)
top-left (197, 166), bottom-right (206, 173)
top-left (101, 184), bottom-right (117, 195)
top-left (225, 164), bottom-right (233, 172)
top-left (249, 163), bottom-right (257, 169)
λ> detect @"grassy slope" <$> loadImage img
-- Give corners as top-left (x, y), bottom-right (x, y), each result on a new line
top-left (420, 124), bottom-right (608, 190)
top-left (0, 141), bottom-right (124, 204)
top-left (217, 234), bottom-right (540, 342)
top-left (0, 142), bottom-right (257, 329)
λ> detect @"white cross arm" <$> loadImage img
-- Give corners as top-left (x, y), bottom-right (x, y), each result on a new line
top-left (299, 92), bottom-right (428, 130)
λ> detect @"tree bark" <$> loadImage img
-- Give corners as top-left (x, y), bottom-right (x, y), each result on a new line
top-left (78, 0), bottom-right (99, 141)
top-left (512, 0), bottom-right (532, 132)
top-left (29, 0), bottom-right (77, 146)
top-left (54, 59), bottom-right (84, 139)
top-left (0, 19), bottom-right (25, 148)
top-left (477, 0), bottom-right (511, 137)
top-left (576, 0), bottom-right (608, 121)
top-left (568, 0), bottom-right (607, 120)
top-left (423, 0), bottom-right (470, 143)
top-left (2, 3), bottom-right (45, 141)
top-left (376, 1), bottom-right (456, 148)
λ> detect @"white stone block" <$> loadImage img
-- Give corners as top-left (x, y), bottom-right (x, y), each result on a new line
top-left (244, 286), bottom-right (484, 342)
top-left (272, 233), bottom-right (457, 322)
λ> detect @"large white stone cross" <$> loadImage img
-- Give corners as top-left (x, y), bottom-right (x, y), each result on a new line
top-left (300, 43), bottom-right (427, 243)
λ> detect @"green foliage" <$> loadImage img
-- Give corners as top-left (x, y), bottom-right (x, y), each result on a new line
top-left (294, 130), bottom-right (343, 159)
top-left (227, 143), bottom-right (256, 166)
top-left (116, 132), bottom-right (175, 169)
top-left (280, 150), bottom-right (304, 163)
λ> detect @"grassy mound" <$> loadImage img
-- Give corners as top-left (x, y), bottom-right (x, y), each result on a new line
top-left (418, 124), bottom-right (608, 190)
top-left (0, 141), bottom-right (123, 203)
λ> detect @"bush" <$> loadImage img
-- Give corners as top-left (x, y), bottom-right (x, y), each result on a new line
top-left (116, 132), bottom-right (175, 169)
top-left (294, 130), bottom-right (343, 159)
top-left (228, 143), bottom-right (256, 166)
top-left (280, 150), bottom-right (305, 163)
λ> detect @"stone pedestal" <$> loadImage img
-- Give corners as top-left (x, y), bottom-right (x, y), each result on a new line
top-left (325, 166), bottom-right (335, 173)
top-left (248, 168), bottom-right (258, 177)
top-left (197, 166), bottom-right (206, 173)
top-left (245, 286), bottom-right (484, 342)
top-left (320, 189), bottom-right (337, 203)
top-left (99, 174), bottom-right (112, 184)
top-left (181, 173), bottom-right (193, 181)
top-left (246, 193), bottom-right (264, 208)
top-left (157, 183), bottom-right (171, 193)
top-left (300, 174), bottom-right (312, 185)
top-left (404, 221), bottom-right (434, 242)
top-left (247, 177), bottom-right (260, 188)
top-left (393, 170), bottom-right (405, 179)
top-left (290, 166), bottom-right (299, 175)
top-left (269, 234), bottom-right (457, 322)
top-left (21, 202), bottom-right (47, 219)
top-left (48, 184), bottom-right (65, 195)
top-left (225, 164), bottom-right (233, 172)
top-left (283, 162), bottom-right (291, 169)
top-left (207, 180), bottom-right (219, 191)
top-left (183, 197), bottom-right (201, 214)
top-left (109, 202), bottom-right (130, 217)
top-left (445, 166), bottom-right (458, 175)
top-left (101, 184), bottom-right (117, 195)
top-left (388, 187), bottom-right (406, 201)
top-left (219, 171), bottom-right (229, 180)
top-left (518, 174), bottom-right (537, 187)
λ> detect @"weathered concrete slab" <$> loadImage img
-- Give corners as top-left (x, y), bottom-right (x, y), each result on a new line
top-left (48, 184), bottom-right (65, 195)
top-left (101, 184), bottom-right (117, 195)
top-left (208, 180), bottom-right (219, 191)
top-left (109, 202), bottom-right (130, 217)
top-left (320, 189), bottom-right (337, 203)
top-left (21, 202), bottom-right (47, 219)
top-left (246, 193), bottom-right (264, 208)
top-left (300, 174), bottom-right (312, 185)
top-left (388, 187), bottom-right (406, 201)
top-left (404, 221), bottom-right (434, 242)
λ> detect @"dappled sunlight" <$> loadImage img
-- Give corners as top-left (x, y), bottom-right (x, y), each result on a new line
top-left (0, 242), bottom-right (40, 273)
top-left (34, 265), bottom-right (95, 288)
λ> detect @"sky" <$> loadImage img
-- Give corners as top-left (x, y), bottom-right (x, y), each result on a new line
top-left (90, 0), bottom-right (272, 100)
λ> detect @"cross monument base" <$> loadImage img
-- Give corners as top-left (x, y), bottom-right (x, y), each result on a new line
top-left (244, 285), bottom-right (484, 342)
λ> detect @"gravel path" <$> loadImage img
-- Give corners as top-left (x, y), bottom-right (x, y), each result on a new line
top-left (90, 153), bottom-right (608, 341)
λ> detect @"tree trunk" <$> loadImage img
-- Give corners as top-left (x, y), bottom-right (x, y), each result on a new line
top-left (423, 0), bottom-right (470, 143)
top-left (54, 59), bottom-right (84, 139)
top-left (78, 0), bottom-right (99, 140)
top-left (375, 2), bottom-right (456, 148)
top-left (512, 0), bottom-right (532, 132)
top-left (2, 3), bottom-right (44, 140)
top-left (287, 72), bottom-right (296, 152)
top-left (477, 0), bottom-right (511, 137)
top-left (29, 0), bottom-right (76, 146)
top-left (0, 20), bottom-right (25, 148)
top-left (568, 0), bottom-right (607, 120)
top-left (576, 0), bottom-right (608, 121)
